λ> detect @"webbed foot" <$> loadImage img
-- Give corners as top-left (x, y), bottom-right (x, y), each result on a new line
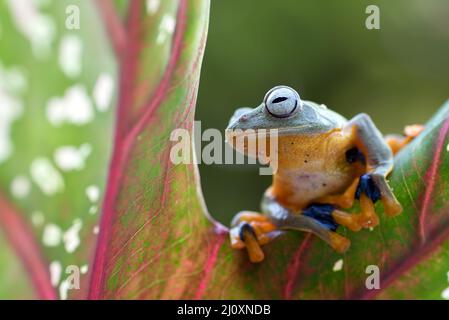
top-left (284, 204), bottom-right (351, 254)
top-left (229, 212), bottom-right (277, 263)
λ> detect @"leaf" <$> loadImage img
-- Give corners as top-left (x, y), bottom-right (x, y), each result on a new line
top-left (0, 0), bottom-right (116, 299)
top-left (87, 0), bottom-right (449, 301)
top-left (89, 0), bottom-right (213, 299)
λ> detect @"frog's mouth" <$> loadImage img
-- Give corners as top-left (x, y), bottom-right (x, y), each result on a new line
top-left (225, 128), bottom-right (259, 142)
top-left (225, 125), bottom-right (315, 143)
top-left (225, 129), bottom-right (257, 156)
top-left (224, 128), bottom-right (279, 160)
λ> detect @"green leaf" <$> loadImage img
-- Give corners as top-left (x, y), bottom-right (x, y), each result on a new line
top-left (0, 0), bottom-right (115, 299)
top-left (89, 0), bottom-right (212, 299)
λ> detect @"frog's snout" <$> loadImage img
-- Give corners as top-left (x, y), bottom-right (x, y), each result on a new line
top-left (227, 115), bottom-right (248, 131)
top-left (225, 113), bottom-right (251, 147)
top-left (227, 107), bottom-right (254, 129)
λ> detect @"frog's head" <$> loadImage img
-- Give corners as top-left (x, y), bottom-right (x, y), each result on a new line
top-left (226, 86), bottom-right (336, 138)
top-left (225, 86), bottom-right (342, 159)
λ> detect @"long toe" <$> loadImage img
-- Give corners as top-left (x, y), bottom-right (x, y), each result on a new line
top-left (329, 233), bottom-right (351, 254)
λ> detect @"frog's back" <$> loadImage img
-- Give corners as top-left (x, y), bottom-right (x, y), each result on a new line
top-left (304, 100), bottom-right (348, 130)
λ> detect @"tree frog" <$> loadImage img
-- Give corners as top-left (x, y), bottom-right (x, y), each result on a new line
top-left (226, 85), bottom-right (422, 263)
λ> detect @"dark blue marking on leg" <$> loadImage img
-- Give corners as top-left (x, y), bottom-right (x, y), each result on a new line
top-left (355, 174), bottom-right (381, 202)
top-left (239, 223), bottom-right (256, 242)
top-left (303, 204), bottom-right (338, 232)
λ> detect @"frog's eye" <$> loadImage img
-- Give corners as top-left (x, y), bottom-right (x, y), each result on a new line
top-left (264, 86), bottom-right (302, 118)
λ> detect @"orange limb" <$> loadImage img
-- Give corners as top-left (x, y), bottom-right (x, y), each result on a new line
top-left (317, 177), bottom-right (364, 231)
top-left (316, 178), bottom-right (359, 209)
top-left (332, 194), bottom-right (380, 230)
top-left (381, 194), bottom-right (403, 217)
top-left (386, 124), bottom-right (424, 155)
top-left (240, 226), bottom-right (265, 263)
top-left (237, 213), bottom-right (277, 237)
top-left (359, 193), bottom-right (379, 228)
top-left (332, 210), bottom-right (362, 232)
top-left (328, 232), bottom-right (351, 253)
top-left (229, 212), bottom-right (277, 263)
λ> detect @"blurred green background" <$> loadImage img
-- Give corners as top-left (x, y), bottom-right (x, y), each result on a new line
top-left (196, 0), bottom-right (449, 225)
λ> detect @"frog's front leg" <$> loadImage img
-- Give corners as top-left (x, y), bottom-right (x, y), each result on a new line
top-left (229, 211), bottom-right (277, 263)
top-left (230, 197), bottom-right (351, 263)
top-left (345, 114), bottom-right (403, 222)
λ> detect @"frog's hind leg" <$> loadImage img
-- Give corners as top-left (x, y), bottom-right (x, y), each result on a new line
top-left (316, 178), bottom-right (364, 231)
top-left (331, 209), bottom-right (362, 232)
top-left (331, 175), bottom-right (381, 229)
top-left (316, 176), bottom-right (380, 229)
top-left (230, 196), bottom-right (352, 263)
top-left (277, 212), bottom-right (350, 253)
top-left (263, 199), bottom-right (351, 254)
top-left (288, 204), bottom-right (351, 253)
top-left (385, 124), bottom-right (424, 155)
top-left (316, 178), bottom-right (359, 209)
